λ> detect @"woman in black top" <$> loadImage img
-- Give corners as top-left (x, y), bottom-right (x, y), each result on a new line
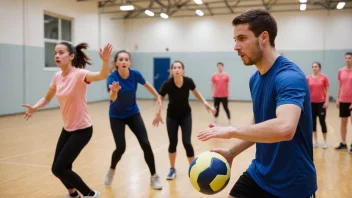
top-left (153, 60), bottom-right (216, 180)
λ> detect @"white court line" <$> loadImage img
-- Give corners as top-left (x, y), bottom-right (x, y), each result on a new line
top-left (0, 161), bottom-right (50, 168)
top-left (0, 149), bottom-right (47, 161)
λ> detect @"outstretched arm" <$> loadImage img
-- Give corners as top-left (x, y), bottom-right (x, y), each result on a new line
top-left (22, 87), bottom-right (56, 120)
top-left (85, 43), bottom-right (112, 83)
top-left (198, 70), bottom-right (306, 143)
top-left (192, 89), bottom-right (207, 104)
top-left (144, 81), bottom-right (162, 113)
top-left (192, 89), bottom-right (216, 114)
top-left (198, 104), bottom-right (301, 143)
top-left (230, 104), bottom-right (300, 143)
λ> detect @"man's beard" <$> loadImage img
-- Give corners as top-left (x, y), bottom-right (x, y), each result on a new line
top-left (243, 41), bottom-right (263, 66)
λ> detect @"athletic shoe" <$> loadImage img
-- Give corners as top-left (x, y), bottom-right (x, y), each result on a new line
top-left (166, 168), bottom-right (176, 180)
top-left (151, 174), bottom-right (162, 190)
top-left (335, 142), bottom-right (347, 150)
top-left (104, 169), bottom-right (115, 187)
top-left (313, 141), bottom-right (318, 148)
top-left (322, 142), bottom-right (328, 149)
top-left (83, 190), bottom-right (100, 198)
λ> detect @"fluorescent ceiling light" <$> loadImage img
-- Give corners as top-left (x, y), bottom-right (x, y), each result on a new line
top-left (299, 0), bottom-right (307, 3)
top-left (160, 13), bottom-right (168, 19)
top-left (120, 5), bottom-right (134, 11)
top-left (300, 4), bottom-right (306, 11)
top-left (145, 10), bottom-right (154, 16)
top-left (194, 0), bottom-right (203, 5)
top-left (196, 10), bottom-right (204, 16)
top-left (337, 2), bottom-right (345, 9)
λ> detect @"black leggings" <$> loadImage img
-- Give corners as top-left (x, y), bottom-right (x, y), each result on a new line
top-left (52, 126), bottom-right (93, 195)
top-left (166, 114), bottom-right (194, 157)
top-left (311, 102), bottom-right (327, 133)
top-left (214, 97), bottom-right (231, 119)
top-left (109, 113), bottom-right (156, 175)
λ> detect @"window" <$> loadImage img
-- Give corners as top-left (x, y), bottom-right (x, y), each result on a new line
top-left (44, 13), bottom-right (73, 68)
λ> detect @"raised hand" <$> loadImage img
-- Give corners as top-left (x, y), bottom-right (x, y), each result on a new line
top-left (21, 104), bottom-right (36, 120)
top-left (99, 43), bottom-right (113, 62)
top-left (197, 125), bottom-right (233, 141)
top-left (109, 81), bottom-right (121, 92)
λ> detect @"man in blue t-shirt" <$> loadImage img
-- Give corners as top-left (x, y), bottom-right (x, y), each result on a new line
top-left (198, 9), bottom-right (317, 198)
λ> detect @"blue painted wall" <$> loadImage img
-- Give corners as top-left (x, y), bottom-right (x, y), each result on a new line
top-left (0, 43), bottom-right (110, 116)
top-left (130, 50), bottom-right (351, 101)
top-left (0, 42), bottom-right (350, 116)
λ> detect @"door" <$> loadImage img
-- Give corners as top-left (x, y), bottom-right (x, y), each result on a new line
top-left (153, 58), bottom-right (170, 93)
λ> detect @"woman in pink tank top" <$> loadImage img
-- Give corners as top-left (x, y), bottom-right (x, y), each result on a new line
top-left (335, 52), bottom-right (352, 153)
top-left (306, 62), bottom-right (330, 149)
top-left (21, 42), bottom-right (113, 198)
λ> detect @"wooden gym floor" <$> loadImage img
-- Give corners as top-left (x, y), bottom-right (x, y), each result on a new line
top-left (0, 100), bottom-right (351, 198)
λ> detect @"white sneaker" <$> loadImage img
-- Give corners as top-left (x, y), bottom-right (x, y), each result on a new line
top-left (83, 190), bottom-right (100, 198)
top-left (151, 174), bottom-right (162, 190)
top-left (322, 142), bottom-right (328, 149)
top-left (104, 169), bottom-right (115, 187)
top-left (313, 141), bottom-right (318, 148)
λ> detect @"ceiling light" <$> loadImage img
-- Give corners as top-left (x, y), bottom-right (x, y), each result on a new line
top-left (160, 13), bottom-right (169, 19)
top-left (300, 4), bottom-right (306, 11)
top-left (299, 0), bottom-right (307, 3)
top-left (145, 10), bottom-right (154, 16)
top-left (120, 5), bottom-right (134, 11)
top-left (194, 0), bottom-right (203, 5)
top-left (337, 2), bottom-right (345, 9)
top-left (196, 10), bottom-right (204, 16)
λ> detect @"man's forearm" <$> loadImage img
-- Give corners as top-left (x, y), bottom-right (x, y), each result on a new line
top-left (230, 140), bottom-right (255, 158)
top-left (230, 117), bottom-right (295, 143)
top-left (229, 117), bottom-right (255, 157)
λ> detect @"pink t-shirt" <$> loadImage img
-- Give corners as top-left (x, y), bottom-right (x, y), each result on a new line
top-left (338, 67), bottom-right (352, 102)
top-left (50, 67), bottom-right (92, 132)
top-left (211, 73), bottom-right (230, 98)
top-left (306, 74), bottom-right (330, 103)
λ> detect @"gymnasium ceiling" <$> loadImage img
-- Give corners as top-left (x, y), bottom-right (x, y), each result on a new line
top-left (77, 0), bottom-right (352, 20)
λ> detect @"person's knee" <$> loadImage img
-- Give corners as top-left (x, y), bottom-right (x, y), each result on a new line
top-left (115, 145), bottom-right (126, 156)
top-left (168, 143), bottom-right (177, 153)
top-left (341, 118), bottom-right (348, 125)
top-left (52, 164), bottom-right (65, 178)
top-left (183, 142), bottom-right (194, 157)
top-left (140, 141), bottom-right (152, 153)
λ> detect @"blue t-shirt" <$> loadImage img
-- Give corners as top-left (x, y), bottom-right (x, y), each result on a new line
top-left (107, 69), bottom-right (146, 119)
top-left (247, 56), bottom-right (317, 197)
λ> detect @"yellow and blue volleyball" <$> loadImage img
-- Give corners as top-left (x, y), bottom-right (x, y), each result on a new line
top-left (188, 151), bottom-right (231, 195)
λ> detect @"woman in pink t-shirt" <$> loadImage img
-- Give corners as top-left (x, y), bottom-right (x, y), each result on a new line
top-left (335, 52), bottom-right (352, 153)
top-left (306, 62), bottom-right (330, 149)
top-left (21, 42), bottom-right (112, 198)
top-left (211, 62), bottom-right (231, 125)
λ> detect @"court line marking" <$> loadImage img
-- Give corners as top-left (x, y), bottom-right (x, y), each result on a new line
top-left (0, 149), bottom-right (47, 161)
top-left (0, 161), bottom-right (50, 168)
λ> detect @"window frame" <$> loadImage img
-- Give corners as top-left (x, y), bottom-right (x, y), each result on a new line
top-left (43, 11), bottom-right (74, 71)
